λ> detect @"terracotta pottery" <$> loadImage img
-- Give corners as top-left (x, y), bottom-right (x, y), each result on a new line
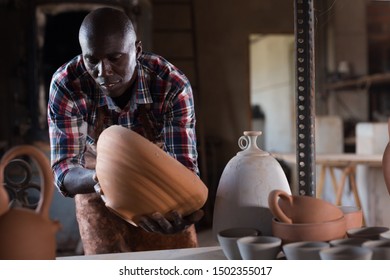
top-left (213, 131), bottom-right (291, 238)
top-left (0, 145), bottom-right (61, 260)
top-left (95, 125), bottom-right (208, 226)
top-left (338, 206), bottom-right (363, 230)
top-left (0, 176), bottom-right (9, 217)
top-left (346, 226), bottom-right (390, 240)
top-left (383, 119), bottom-right (390, 194)
top-left (271, 217), bottom-right (346, 244)
top-left (268, 189), bottom-right (343, 224)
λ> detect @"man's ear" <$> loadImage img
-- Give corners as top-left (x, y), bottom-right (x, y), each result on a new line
top-left (136, 40), bottom-right (143, 59)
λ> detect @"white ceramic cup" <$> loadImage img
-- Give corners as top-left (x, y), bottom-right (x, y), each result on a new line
top-left (237, 236), bottom-right (281, 260)
top-left (217, 227), bottom-right (260, 260)
top-left (329, 237), bottom-right (369, 247)
top-left (362, 240), bottom-right (390, 260)
top-left (283, 241), bottom-right (330, 260)
top-left (319, 246), bottom-right (373, 260)
top-left (347, 226), bottom-right (390, 240)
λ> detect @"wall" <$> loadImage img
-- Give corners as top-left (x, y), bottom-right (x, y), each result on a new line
top-left (194, 0), bottom-right (294, 185)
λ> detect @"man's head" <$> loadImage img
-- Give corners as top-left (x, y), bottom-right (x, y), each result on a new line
top-left (79, 7), bottom-right (142, 98)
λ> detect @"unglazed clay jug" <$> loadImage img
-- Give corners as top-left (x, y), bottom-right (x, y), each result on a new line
top-left (95, 125), bottom-right (208, 226)
top-left (0, 145), bottom-right (61, 260)
top-left (212, 131), bottom-right (291, 238)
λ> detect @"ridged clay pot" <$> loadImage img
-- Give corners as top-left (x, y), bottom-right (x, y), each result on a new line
top-left (95, 125), bottom-right (208, 226)
top-left (0, 145), bottom-right (61, 260)
top-left (212, 131), bottom-right (291, 238)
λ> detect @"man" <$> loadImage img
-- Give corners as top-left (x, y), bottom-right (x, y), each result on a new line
top-left (47, 7), bottom-right (204, 255)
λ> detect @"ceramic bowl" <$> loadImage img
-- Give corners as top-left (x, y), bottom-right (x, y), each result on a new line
top-left (338, 206), bottom-right (363, 230)
top-left (319, 246), bottom-right (373, 260)
top-left (237, 236), bottom-right (281, 260)
top-left (271, 217), bottom-right (346, 244)
top-left (95, 125), bottom-right (208, 226)
top-left (347, 226), bottom-right (390, 240)
top-left (217, 227), bottom-right (260, 260)
top-left (329, 237), bottom-right (369, 247)
top-left (283, 241), bottom-right (330, 260)
top-left (362, 240), bottom-right (390, 260)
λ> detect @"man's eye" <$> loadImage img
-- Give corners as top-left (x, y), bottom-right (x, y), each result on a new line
top-left (109, 54), bottom-right (122, 62)
top-left (85, 57), bottom-right (99, 65)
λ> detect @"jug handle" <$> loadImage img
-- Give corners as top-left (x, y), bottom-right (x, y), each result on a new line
top-left (0, 145), bottom-right (53, 219)
top-left (268, 189), bottom-right (293, 224)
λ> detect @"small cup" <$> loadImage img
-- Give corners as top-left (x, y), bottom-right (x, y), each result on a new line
top-left (338, 206), bottom-right (363, 230)
top-left (329, 238), bottom-right (369, 247)
top-left (217, 228), bottom-right (259, 260)
top-left (347, 226), bottom-right (390, 240)
top-left (283, 241), bottom-right (330, 260)
top-left (319, 246), bottom-right (373, 260)
top-left (237, 236), bottom-right (281, 260)
top-left (362, 240), bottom-right (390, 260)
top-left (380, 230), bottom-right (390, 241)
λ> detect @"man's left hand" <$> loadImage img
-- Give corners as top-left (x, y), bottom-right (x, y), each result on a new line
top-left (138, 209), bottom-right (204, 234)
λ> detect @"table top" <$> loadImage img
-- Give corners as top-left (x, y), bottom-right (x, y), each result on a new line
top-left (273, 153), bottom-right (383, 167)
top-left (56, 246), bottom-right (227, 260)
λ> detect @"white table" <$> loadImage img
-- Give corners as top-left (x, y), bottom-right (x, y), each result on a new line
top-left (57, 246), bottom-right (227, 260)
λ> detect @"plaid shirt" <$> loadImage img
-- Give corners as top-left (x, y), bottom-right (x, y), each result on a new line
top-left (48, 52), bottom-right (198, 197)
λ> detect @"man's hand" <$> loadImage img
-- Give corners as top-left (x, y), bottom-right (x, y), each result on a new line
top-left (138, 209), bottom-right (204, 234)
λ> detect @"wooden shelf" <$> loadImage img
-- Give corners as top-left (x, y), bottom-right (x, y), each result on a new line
top-left (325, 72), bottom-right (390, 91)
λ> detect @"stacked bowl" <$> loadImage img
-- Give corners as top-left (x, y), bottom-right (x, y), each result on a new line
top-left (268, 190), bottom-right (347, 244)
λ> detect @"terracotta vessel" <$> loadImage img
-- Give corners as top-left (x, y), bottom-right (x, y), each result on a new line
top-left (95, 125), bottom-right (208, 226)
top-left (0, 145), bottom-right (60, 260)
top-left (271, 217), bottom-right (346, 244)
top-left (383, 119), bottom-right (390, 194)
top-left (268, 189), bottom-right (343, 224)
top-left (338, 206), bottom-right (363, 230)
top-left (0, 177), bottom-right (9, 217)
top-left (213, 131), bottom-right (291, 237)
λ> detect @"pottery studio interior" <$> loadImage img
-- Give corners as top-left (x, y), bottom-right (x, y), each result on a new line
top-left (0, 0), bottom-right (390, 260)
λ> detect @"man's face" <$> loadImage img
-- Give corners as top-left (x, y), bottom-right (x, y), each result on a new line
top-left (80, 31), bottom-right (140, 98)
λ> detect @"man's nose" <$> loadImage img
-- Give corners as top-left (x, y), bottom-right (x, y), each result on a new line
top-left (97, 59), bottom-right (113, 77)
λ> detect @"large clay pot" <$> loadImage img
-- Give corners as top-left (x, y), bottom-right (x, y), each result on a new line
top-left (383, 119), bottom-right (390, 194)
top-left (0, 145), bottom-right (61, 260)
top-left (212, 131), bottom-right (291, 237)
top-left (95, 125), bottom-right (208, 226)
top-left (268, 189), bottom-right (343, 224)
top-left (0, 176), bottom-right (9, 217)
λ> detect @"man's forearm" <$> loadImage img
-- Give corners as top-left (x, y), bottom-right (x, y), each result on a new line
top-left (63, 167), bottom-right (96, 196)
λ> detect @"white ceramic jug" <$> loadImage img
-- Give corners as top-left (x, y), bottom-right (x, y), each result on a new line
top-left (212, 131), bottom-right (291, 237)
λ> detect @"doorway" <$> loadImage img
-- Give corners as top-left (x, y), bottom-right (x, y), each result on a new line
top-left (249, 34), bottom-right (295, 153)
